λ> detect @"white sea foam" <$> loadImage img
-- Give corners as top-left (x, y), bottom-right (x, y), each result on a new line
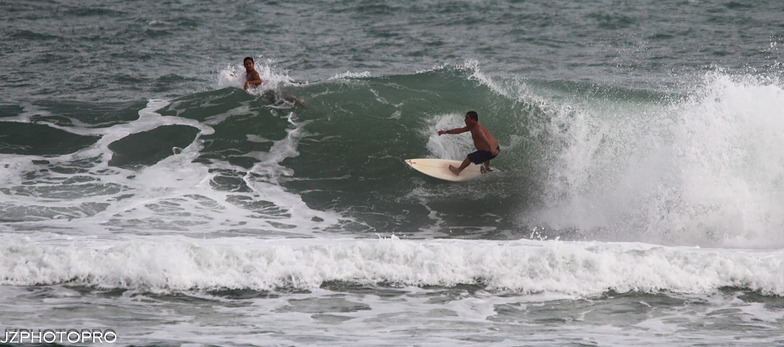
top-left (103, 103), bottom-right (340, 236)
top-left (328, 70), bottom-right (373, 80)
top-left (532, 72), bottom-right (784, 248)
top-left (424, 113), bottom-right (476, 161)
top-left (217, 58), bottom-right (301, 93)
top-left (2, 235), bottom-right (781, 297)
top-left (0, 99), bottom-right (341, 237)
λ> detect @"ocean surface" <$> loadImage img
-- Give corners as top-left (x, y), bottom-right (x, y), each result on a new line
top-left (2, 0), bottom-right (784, 345)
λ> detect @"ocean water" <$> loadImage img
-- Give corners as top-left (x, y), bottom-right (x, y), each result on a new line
top-left (2, 0), bottom-right (784, 345)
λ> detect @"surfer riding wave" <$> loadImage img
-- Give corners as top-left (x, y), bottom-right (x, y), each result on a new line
top-left (437, 111), bottom-right (500, 175)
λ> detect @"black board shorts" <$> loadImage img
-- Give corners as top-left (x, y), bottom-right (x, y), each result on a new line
top-left (467, 146), bottom-right (499, 164)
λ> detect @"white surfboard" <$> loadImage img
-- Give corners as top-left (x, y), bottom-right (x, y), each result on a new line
top-left (404, 158), bottom-right (497, 182)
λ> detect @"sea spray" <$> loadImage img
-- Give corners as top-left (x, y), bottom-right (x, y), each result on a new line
top-left (532, 71), bottom-right (784, 248)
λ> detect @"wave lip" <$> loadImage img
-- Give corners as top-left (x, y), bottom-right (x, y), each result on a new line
top-left (2, 237), bottom-right (782, 297)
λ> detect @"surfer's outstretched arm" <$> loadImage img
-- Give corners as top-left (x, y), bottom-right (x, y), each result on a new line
top-left (438, 126), bottom-right (469, 135)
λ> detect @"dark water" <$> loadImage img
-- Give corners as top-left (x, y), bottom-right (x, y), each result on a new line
top-left (2, 0), bottom-right (784, 345)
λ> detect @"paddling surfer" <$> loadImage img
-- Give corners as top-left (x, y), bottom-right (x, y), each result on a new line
top-left (243, 56), bottom-right (262, 90)
top-left (241, 56), bottom-right (305, 107)
top-left (437, 111), bottom-right (500, 176)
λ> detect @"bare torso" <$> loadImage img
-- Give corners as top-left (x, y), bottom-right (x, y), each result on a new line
top-left (470, 123), bottom-right (499, 152)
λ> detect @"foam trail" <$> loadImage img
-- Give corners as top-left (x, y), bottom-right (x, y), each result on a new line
top-left (240, 112), bottom-right (340, 230)
top-left (0, 99), bottom-right (342, 237)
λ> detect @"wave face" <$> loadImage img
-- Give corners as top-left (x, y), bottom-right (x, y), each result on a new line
top-left (3, 65), bottom-right (784, 251)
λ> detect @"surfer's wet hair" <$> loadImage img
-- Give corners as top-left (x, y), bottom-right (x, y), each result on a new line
top-left (467, 111), bottom-right (478, 121)
top-left (244, 56), bottom-right (254, 63)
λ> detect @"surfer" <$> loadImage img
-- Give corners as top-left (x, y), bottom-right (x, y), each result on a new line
top-left (438, 111), bottom-right (500, 176)
top-left (242, 56), bottom-right (306, 107)
top-left (243, 56), bottom-right (262, 90)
